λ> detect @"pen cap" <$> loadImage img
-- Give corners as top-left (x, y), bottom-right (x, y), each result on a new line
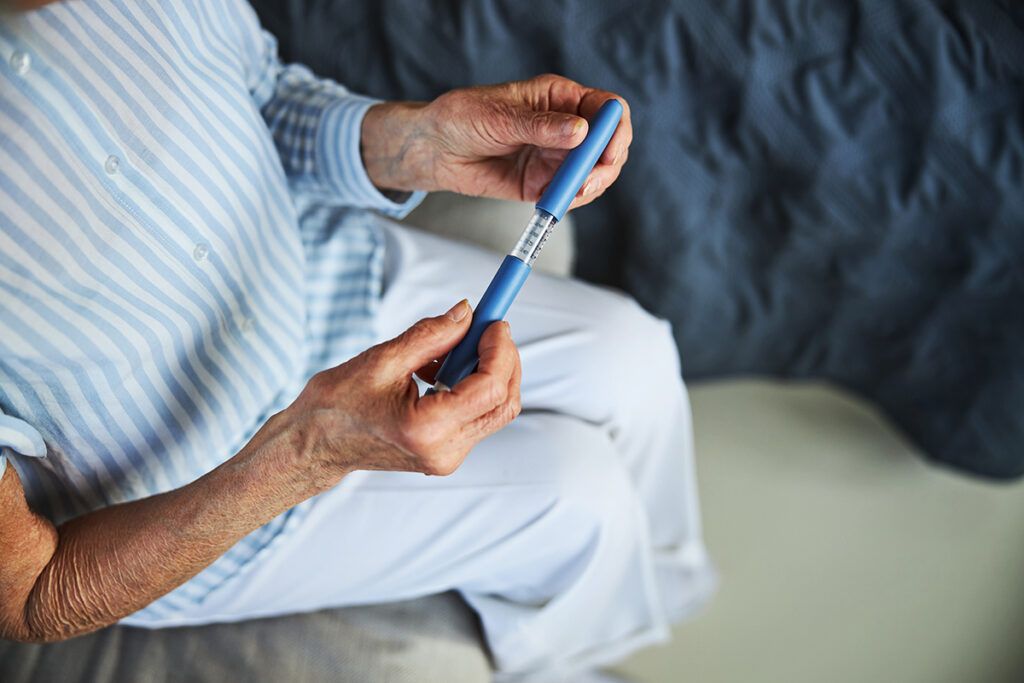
top-left (535, 98), bottom-right (623, 222)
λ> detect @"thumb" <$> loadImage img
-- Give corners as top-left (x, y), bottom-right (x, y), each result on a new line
top-left (507, 109), bottom-right (588, 150)
top-left (380, 300), bottom-right (472, 375)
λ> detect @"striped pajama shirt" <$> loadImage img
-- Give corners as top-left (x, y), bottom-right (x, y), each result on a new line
top-left (0, 0), bottom-right (421, 618)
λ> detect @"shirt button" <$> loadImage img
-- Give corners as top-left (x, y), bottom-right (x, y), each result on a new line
top-left (240, 317), bottom-right (255, 334)
top-left (10, 50), bottom-right (31, 76)
top-left (104, 155), bottom-right (120, 175)
top-left (192, 242), bottom-right (210, 263)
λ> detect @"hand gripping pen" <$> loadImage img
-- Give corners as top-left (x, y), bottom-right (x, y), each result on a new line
top-left (432, 98), bottom-right (624, 392)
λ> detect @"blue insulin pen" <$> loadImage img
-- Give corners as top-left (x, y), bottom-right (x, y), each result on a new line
top-left (432, 98), bottom-right (624, 392)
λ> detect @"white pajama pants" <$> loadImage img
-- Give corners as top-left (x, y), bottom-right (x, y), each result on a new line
top-left (126, 221), bottom-right (717, 678)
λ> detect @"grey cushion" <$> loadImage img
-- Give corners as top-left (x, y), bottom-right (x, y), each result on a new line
top-left (0, 593), bottom-right (490, 683)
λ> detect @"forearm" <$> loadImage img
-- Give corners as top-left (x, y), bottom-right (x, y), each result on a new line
top-left (2, 409), bottom-right (345, 642)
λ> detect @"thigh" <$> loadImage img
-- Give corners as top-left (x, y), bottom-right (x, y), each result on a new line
top-left (375, 222), bottom-right (706, 558)
top-left (151, 412), bottom-right (638, 623)
top-left (375, 221), bottom-right (670, 424)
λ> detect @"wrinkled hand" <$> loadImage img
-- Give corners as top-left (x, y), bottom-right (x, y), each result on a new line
top-left (284, 300), bottom-right (521, 478)
top-left (361, 74), bottom-right (632, 210)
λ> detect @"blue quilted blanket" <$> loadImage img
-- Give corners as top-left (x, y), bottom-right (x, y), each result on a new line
top-left (251, 0), bottom-right (1024, 479)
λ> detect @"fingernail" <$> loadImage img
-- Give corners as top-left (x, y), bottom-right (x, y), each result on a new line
top-left (504, 321), bottom-right (512, 336)
top-left (610, 147), bottom-right (620, 165)
top-left (584, 178), bottom-right (601, 196)
top-left (446, 299), bottom-right (470, 322)
top-left (564, 117), bottom-right (585, 137)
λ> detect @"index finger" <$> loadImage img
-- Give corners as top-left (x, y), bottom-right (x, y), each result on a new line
top-left (578, 90), bottom-right (632, 166)
top-left (543, 77), bottom-right (631, 167)
top-left (415, 321), bottom-right (517, 426)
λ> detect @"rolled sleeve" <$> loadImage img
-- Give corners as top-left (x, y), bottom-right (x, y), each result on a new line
top-left (317, 95), bottom-right (425, 218)
top-left (0, 412), bottom-right (46, 479)
top-left (248, 30), bottom-right (424, 217)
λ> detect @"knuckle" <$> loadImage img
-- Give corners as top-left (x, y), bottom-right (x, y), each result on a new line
top-left (509, 395), bottom-right (522, 419)
top-left (434, 89), bottom-right (466, 114)
top-left (420, 454), bottom-right (443, 476)
top-left (400, 419), bottom-right (443, 454)
top-left (486, 411), bottom-right (509, 434)
top-left (489, 378), bottom-right (509, 406)
top-left (490, 105), bottom-right (524, 139)
top-left (528, 113), bottom-right (550, 137)
top-left (437, 458), bottom-right (460, 477)
top-left (422, 452), bottom-right (460, 477)
top-left (307, 369), bottom-right (328, 390)
top-left (390, 320), bottom-right (434, 356)
top-left (362, 349), bottom-right (391, 378)
top-left (306, 369), bottom-right (333, 397)
top-left (403, 318), bottom-right (434, 342)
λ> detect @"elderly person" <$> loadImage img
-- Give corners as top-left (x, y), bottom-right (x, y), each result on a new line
top-left (0, 0), bottom-right (715, 678)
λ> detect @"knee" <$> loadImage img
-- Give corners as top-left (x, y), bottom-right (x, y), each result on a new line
top-left (575, 290), bottom-right (684, 412)
top-left (524, 415), bottom-right (633, 506)
top-left (537, 418), bottom-right (640, 524)
top-left (601, 294), bottom-right (680, 377)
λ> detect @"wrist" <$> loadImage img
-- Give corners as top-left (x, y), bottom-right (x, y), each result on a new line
top-left (236, 409), bottom-right (349, 505)
top-left (360, 101), bottom-right (436, 193)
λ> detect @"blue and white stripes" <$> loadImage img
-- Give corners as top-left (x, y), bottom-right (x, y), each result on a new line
top-left (0, 0), bottom-right (420, 617)
top-left (0, 413), bottom-right (46, 480)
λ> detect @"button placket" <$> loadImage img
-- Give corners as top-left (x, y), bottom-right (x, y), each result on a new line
top-left (10, 50), bottom-right (31, 76)
top-left (192, 242), bottom-right (210, 263)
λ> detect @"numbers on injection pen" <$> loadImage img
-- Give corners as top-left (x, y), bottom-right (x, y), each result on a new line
top-left (512, 213), bottom-right (557, 264)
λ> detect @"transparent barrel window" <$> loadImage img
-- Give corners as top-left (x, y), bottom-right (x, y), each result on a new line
top-left (510, 209), bottom-right (558, 265)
